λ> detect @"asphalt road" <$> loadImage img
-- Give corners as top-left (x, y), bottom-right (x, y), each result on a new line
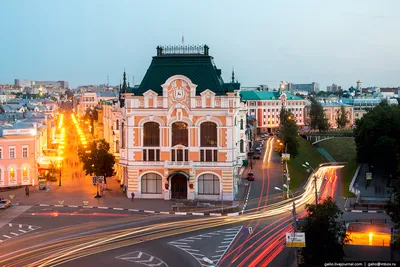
top-left (0, 166), bottom-right (394, 267)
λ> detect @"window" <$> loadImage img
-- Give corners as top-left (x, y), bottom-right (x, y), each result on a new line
top-left (141, 173), bottom-right (162, 194)
top-left (200, 149), bottom-right (218, 162)
top-left (116, 120), bottom-right (119, 130)
top-left (22, 166), bottom-right (28, 180)
top-left (10, 167), bottom-right (15, 180)
top-left (22, 147), bottom-right (28, 158)
top-left (171, 149), bottom-right (188, 161)
top-left (0, 148), bottom-right (2, 159)
top-left (240, 119), bottom-right (244, 130)
top-left (115, 140), bottom-right (119, 153)
top-left (143, 122), bottom-right (160, 146)
top-left (9, 147), bottom-right (15, 159)
top-left (121, 122), bottom-right (125, 148)
top-left (143, 149), bottom-right (160, 161)
top-left (240, 139), bottom-right (244, 153)
top-left (198, 174), bottom-right (220, 195)
top-left (200, 122), bottom-right (217, 147)
top-left (172, 122), bottom-right (188, 146)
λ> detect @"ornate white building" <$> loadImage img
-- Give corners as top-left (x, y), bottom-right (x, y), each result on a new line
top-left (117, 45), bottom-right (247, 201)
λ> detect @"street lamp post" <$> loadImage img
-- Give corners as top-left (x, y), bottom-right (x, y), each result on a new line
top-left (303, 162), bottom-right (318, 207)
top-left (58, 162), bottom-right (62, 187)
top-left (275, 185), bottom-right (298, 267)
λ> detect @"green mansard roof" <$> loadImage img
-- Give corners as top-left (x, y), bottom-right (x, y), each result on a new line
top-left (240, 90), bottom-right (304, 101)
top-left (125, 45), bottom-right (240, 96)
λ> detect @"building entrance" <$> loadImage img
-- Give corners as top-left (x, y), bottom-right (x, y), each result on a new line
top-left (171, 174), bottom-right (187, 199)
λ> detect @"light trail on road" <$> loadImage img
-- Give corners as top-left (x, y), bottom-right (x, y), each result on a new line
top-left (0, 165), bottom-right (344, 267)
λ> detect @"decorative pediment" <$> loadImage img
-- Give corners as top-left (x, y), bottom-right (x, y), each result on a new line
top-left (200, 89), bottom-right (216, 97)
top-left (143, 89), bottom-right (158, 97)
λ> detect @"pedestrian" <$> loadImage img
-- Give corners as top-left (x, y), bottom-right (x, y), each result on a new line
top-left (25, 186), bottom-right (30, 197)
top-left (123, 185), bottom-right (127, 195)
top-left (131, 192), bottom-right (135, 202)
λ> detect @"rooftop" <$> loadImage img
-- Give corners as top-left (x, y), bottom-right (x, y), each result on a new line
top-left (124, 45), bottom-right (240, 96)
top-left (240, 90), bottom-right (304, 101)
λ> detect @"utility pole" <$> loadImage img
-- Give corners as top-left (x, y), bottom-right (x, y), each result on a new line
top-left (292, 196), bottom-right (299, 267)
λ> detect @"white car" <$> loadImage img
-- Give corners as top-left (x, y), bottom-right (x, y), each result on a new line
top-left (0, 199), bottom-right (11, 209)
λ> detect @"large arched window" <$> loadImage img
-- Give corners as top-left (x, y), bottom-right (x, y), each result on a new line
top-left (200, 122), bottom-right (217, 147)
top-left (198, 174), bottom-right (220, 195)
top-left (172, 122), bottom-right (188, 146)
top-left (141, 173), bottom-right (162, 194)
top-left (121, 122), bottom-right (125, 148)
top-left (143, 122), bottom-right (160, 147)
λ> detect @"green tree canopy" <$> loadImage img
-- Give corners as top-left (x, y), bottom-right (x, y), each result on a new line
top-left (309, 98), bottom-right (329, 132)
top-left (299, 197), bottom-right (348, 266)
top-left (279, 107), bottom-right (299, 158)
top-left (78, 139), bottom-right (115, 183)
top-left (335, 105), bottom-right (350, 128)
top-left (354, 102), bottom-right (400, 175)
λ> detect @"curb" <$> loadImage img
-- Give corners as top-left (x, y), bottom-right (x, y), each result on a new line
top-left (344, 208), bottom-right (384, 213)
top-left (35, 203), bottom-right (242, 217)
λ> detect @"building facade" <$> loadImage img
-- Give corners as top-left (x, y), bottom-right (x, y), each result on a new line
top-left (117, 45), bottom-right (246, 201)
top-left (287, 82), bottom-right (319, 94)
top-left (240, 90), bottom-right (306, 133)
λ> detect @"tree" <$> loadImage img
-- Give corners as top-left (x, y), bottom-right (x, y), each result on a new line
top-left (299, 197), bottom-right (349, 266)
top-left (279, 107), bottom-right (300, 158)
top-left (354, 102), bottom-right (400, 175)
top-left (78, 139), bottom-right (115, 183)
top-left (385, 154), bottom-right (400, 228)
top-left (309, 98), bottom-right (329, 132)
top-left (335, 105), bottom-right (350, 128)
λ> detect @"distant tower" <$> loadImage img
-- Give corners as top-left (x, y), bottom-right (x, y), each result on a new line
top-left (356, 80), bottom-right (362, 90)
top-left (231, 68), bottom-right (235, 83)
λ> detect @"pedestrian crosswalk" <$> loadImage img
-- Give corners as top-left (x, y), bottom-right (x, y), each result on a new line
top-left (0, 205), bottom-right (32, 228)
top-left (0, 223), bottom-right (41, 244)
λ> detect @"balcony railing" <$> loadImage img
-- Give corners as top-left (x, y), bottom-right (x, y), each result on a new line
top-left (164, 161), bottom-right (193, 167)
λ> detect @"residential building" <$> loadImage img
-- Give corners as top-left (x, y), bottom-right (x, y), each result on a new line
top-left (0, 120), bottom-right (48, 187)
top-left (240, 90), bottom-right (306, 134)
top-left (75, 91), bottom-right (117, 115)
top-left (326, 83), bottom-right (342, 92)
top-left (117, 45), bottom-right (246, 201)
top-left (321, 102), bottom-right (353, 128)
top-left (287, 82), bottom-right (319, 94)
top-left (15, 79), bottom-right (69, 89)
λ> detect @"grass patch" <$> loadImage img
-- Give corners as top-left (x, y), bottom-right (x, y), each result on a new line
top-left (287, 137), bottom-right (327, 189)
top-left (318, 138), bottom-right (357, 197)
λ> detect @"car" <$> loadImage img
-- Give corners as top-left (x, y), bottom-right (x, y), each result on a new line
top-left (258, 140), bottom-right (264, 146)
top-left (254, 147), bottom-right (261, 154)
top-left (247, 172), bottom-right (255, 181)
top-left (0, 199), bottom-right (11, 209)
top-left (253, 153), bottom-right (261, 159)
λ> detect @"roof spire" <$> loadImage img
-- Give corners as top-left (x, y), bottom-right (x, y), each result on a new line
top-left (231, 67), bottom-right (235, 83)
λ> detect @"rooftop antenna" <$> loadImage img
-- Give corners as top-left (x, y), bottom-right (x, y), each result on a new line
top-left (107, 75), bottom-right (109, 86)
top-left (181, 32), bottom-right (184, 45)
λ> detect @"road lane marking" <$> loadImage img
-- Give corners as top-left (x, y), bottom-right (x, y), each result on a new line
top-left (10, 232), bottom-right (19, 236)
top-left (39, 204), bottom-right (49, 206)
top-left (128, 209), bottom-right (139, 212)
top-left (144, 210), bottom-right (155, 213)
top-left (215, 226), bottom-right (243, 266)
top-left (98, 207), bottom-right (109, 209)
top-left (3, 235), bottom-right (11, 239)
top-left (18, 229), bottom-right (27, 233)
top-left (182, 248), bottom-right (200, 252)
top-left (113, 208), bottom-right (123, 211)
top-left (19, 224), bottom-right (22, 228)
top-left (192, 212), bottom-right (204, 216)
top-left (159, 211), bottom-right (170, 215)
top-left (68, 205), bottom-right (78, 208)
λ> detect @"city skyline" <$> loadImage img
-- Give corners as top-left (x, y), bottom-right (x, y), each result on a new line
top-left (1, 0), bottom-right (399, 89)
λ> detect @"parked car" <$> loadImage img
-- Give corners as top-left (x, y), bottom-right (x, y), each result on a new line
top-left (0, 199), bottom-right (11, 209)
top-left (247, 172), bottom-right (255, 181)
top-left (258, 140), bottom-right (264, 146)
top-left (261, 134), bottom-right (268, 139)
top-left (253, 153), bottom-right (261, 159)
top-left (254, 147), bottom-right (261, 154)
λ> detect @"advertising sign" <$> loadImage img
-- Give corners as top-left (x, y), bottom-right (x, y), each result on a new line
top-left (366, 172), bottom-right (372, 180)
top-left (282, 153), bottom-right (290, 161)
top-left (286, 232), bottom-right (306, 247)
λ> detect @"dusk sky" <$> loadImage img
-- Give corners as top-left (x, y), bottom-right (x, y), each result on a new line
top-left (1, 0), bottom-right (399, 89)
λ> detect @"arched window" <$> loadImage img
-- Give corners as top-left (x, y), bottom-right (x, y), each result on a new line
top-left (240, 139), bottom-right (244, 153)
top-left (143, 122), bottom-right (160, 147)
top-left (172, 122), bottom-right (188, 146)
top-left (198, 174), bottom-right (220, 195)
top-left (201, 122), bottom-right (217, 147)
top-left (141, 173), bottom-right (162, 194)
top-left (116, 120), bottom-right (119, 130)
top-left (115, 140), bottom-right (120, 153)
top-left (121, 122), bottom-right (125, 148)
top-left (0, 167), bottom-right (4, 187)
top-left (240, 119), bottom-right (244, 130)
